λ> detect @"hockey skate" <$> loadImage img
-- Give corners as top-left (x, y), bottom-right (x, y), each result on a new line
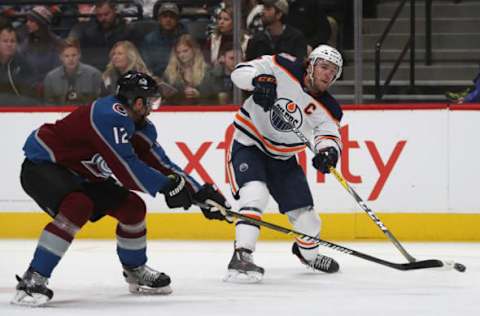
top-left (123, 264), bottom-right (172, 295)
top-left (224, 248), bottom-right (265, 283)
top-left (11, 268), bottom-right (53, 307)
top-left (292, 243), bottom-right (340, 273)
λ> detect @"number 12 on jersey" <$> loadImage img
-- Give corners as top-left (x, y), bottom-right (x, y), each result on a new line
top-left (113, 127), bottom-right (129, 144)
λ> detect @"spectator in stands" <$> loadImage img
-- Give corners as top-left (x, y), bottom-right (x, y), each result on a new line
top-left (118, 0), bottom-right (144, 22)
top-left (0, 24), bottom-right (38, 105)
top-left (18, 6), bottom-right (63, 91)
top-left (52, 4), bottom-right (94, 38)
top-left (163, 34), bottom-right (216, 105)
top-left (245, 1), bottom-right (264, 35)
top-left (77, 4), bottom-right (95, 22)
top-left (139, 0), bottom-right (157, 18)
top-left (240, 0), bottom-right (260, 29)
top-left (69, 0), bottom-right (133, 72)
top-left (285, 0), bottom-right (332, 52)
top-left (102, 40), bottom-right (153, 94)
top-left (209, 1), bottom-right (260, 34)
top-left (446, 72), bottom-right (480, 104)
top-left (245, 0), bottom-right (307, 61)
top-left (0, 14), bottom-right (11, 30)
top-left (0, 5), bottom-right (33, 28)
top-left (205, 6), bottom-right (250, 66)
top-left (211, 44), bottom-right (238, 104)
top-left (141, 2), bottom-right (187, 78)
top-left (44, 38), bottom-right (102, 106)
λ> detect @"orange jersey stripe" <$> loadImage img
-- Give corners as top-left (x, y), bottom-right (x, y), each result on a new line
top-left (295, 237), bottom-right (318, 247)
top-left (239, 213), bottom-right (262, 221)
top-left (315, 135), bottom-right (340, 143)
top-left (225, 142), bottom-right (238, 194)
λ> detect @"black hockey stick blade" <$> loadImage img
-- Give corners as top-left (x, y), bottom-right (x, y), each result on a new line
top-left (397, 259), bottom-right (466, 272)
top-left (397, 259), bottom-right (444, 270)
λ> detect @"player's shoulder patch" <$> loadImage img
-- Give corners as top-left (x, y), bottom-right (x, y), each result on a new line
top-left (317, 91), bottom-right (343, 121)
top-left (273, 54), bottom-right (304, 83)
top-left (94, 97), bottom-right (134, 129)
top-left (112, 103), bottom-right (128, 117)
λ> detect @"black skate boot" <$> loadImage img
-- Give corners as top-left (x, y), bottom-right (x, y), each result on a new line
top-left (11, 267), bottom-right (53, 307)
top-left (224, 248), bottom-right (265, 283)
top-left (123, 264), bottom-right (172, 295)
top-left (292, 243), bottom-right (340, 273)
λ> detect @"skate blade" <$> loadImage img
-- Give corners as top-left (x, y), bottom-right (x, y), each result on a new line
top-left (128, 284), bottom-right (173, 295)
top-left (223, 269), bottom-right (263, 284)
top-left (11, 290), bottom-right (51, 307)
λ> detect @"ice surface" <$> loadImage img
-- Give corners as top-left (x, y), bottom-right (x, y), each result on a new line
top-left (0, 240), bottom-right (478, 316)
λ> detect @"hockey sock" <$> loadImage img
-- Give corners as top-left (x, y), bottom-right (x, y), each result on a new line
top-left (235, 207), bottom-right (262, 251)
top-left (108, 193), bottom-right (147, 268)
top-left (287, 207), bottom-right (321, 262)
top-left (116, 221), bottom-right (147, 268)
top-left (234, 181), bottom-right (269, 252)
top-left (30, 192), bottom-right (93, 277)
top-left (295, 238), bottom-right (320, 262)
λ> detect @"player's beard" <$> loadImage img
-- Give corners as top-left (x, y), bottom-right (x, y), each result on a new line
top-left (131, 106), bottom-right (150, 128)
top-left (135, 114), bottom-right (148, 128)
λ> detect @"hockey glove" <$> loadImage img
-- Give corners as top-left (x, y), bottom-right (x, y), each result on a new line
top-left (252, 74), bottom-right (277, 112)
top-left (194, 183), bottom-right (233, 223)
top-left (160, 174), bottom-right (193, 210)
top-left (312, 147), bottom-right (339, 174)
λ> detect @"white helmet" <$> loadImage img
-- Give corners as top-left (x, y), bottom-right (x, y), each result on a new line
top-left (308, 45), bottom-right (343, 84)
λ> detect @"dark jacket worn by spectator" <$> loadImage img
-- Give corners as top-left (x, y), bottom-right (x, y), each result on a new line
top-left (286, 0), bottom-right (331, 49)
top-left (0, 53), bottom-right (37, 105)
top-left (140, 2), bottom-right (187, 78)
top-left (18, 32), bottom-right (63, 83)
top-left (18, 6), bottom-right (63, 87)
top-left (464, 73), bottom-right (480, 103)
top-left (69, 4), bottom-right (133, 72)
top-left (141, 24), bottom-right (187, 78)
top-left (245, 25), bottom-right (307, 61)
top-left (245, 0), bottom-right (307, 61)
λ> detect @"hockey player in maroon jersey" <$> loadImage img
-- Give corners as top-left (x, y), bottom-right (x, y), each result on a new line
top-left (224, 45), bottom-right (343, 283)
top-left (12, 71), bottom-right (231, 306)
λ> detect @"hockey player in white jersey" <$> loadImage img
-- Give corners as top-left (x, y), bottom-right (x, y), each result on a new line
top-left (225, 45), bottom-right (343, 283)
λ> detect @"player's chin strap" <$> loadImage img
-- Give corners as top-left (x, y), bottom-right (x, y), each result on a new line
top-left (269, 105), bottom-right (466, 269)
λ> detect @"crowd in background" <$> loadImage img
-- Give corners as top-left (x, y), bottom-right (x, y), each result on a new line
top-left (0, 0), bottom-right (348, 106)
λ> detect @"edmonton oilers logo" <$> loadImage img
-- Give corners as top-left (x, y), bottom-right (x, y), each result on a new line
top-left (270, 98), bottom-right (302, 132)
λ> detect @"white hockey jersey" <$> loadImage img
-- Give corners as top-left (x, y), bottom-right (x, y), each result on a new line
top-left (231, 53), bottom-right (343, 160)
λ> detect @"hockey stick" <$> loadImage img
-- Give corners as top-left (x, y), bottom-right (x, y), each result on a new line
top-left (225, 209), bottom-right (465, 272)
top-left (269, 105), bottom-right (463, 267)
top-left (196, 201), bottom-right (465, 272)
top-left (327, 166), bottom-right (416, 262)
